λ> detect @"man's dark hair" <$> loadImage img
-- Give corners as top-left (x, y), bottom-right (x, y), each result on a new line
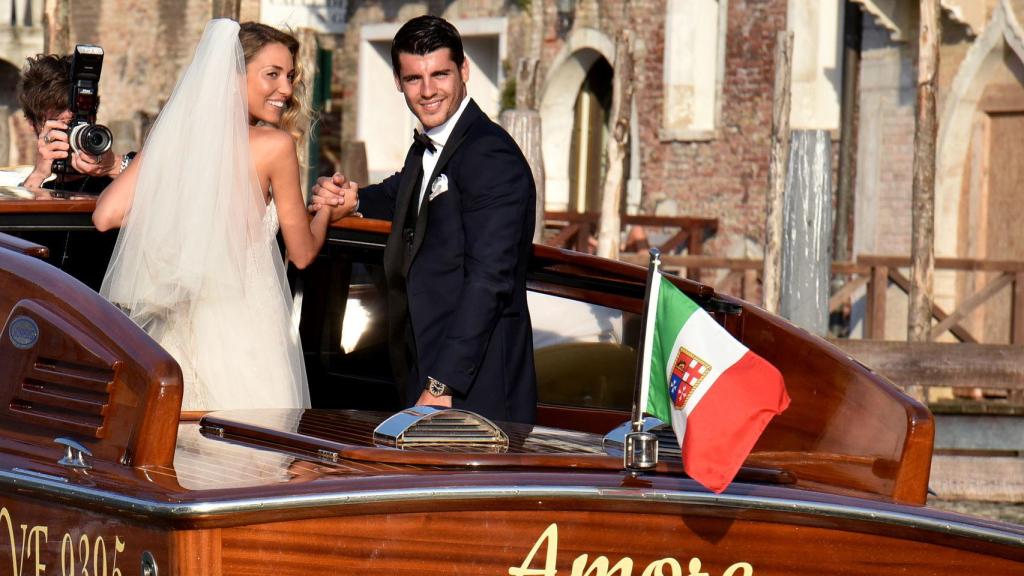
top-left (390, 15), bottom-right (465, 75)
top-left (17, 54), bottom-right (71, 131)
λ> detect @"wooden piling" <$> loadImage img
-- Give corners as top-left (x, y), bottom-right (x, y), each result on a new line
top-left (501, 58), bottom-right (546, 244)
top-left (596, 30), bottom-right (635, 260)
top-left (763, 31), bottom-right (793, 314)
top-left (909, 0), bottom-right (940, 346)
top-left (43, 0), bottom-right (70, 55)
top-left (211, 0), bottom-right (241, 19)
top-left (780, 130), bottom-right (833, 336)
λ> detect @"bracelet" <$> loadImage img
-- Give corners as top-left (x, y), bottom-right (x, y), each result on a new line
top-left (119, 151), bottom-right (137, 174)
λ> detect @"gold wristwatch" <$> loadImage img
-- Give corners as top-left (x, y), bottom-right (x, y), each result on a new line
top-left (426, 376), bottom-right (451, 397)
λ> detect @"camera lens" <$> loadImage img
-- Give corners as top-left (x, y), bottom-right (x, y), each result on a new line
top-left (69, 123), bottom-right (113, 156)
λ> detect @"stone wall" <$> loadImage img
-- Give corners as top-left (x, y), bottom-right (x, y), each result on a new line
top-left (853, 7), bottom-right (1003, 261)
top-left (2, 0), bottom-right (830, 271)
top-left (637, 0), bottom-right (787, 259)
top-left (76, 0), bottom-right (213, 153)
top-left (329, 0), bottom-right (790, 261)
top-left (853, 14), bottom-right (915, 258)
top-left (333, 0), bottom-right (531, 146)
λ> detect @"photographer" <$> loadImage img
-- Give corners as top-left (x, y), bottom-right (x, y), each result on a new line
top-left (17, 53), bottom-right (132, 195)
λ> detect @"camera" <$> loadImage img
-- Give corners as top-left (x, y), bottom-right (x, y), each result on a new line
top-left (51, 44), bottom-right (113, 175)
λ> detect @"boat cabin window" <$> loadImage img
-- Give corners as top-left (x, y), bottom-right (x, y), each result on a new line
top-left (309, 253), bottom-right (642, 414)
top-left (304, 256), bottom-right (400, 411)
top-left (529, 292), bottom-right (640, 412)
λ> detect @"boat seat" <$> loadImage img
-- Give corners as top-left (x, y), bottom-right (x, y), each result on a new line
top-left (535, 342), bottom-right (635, 411)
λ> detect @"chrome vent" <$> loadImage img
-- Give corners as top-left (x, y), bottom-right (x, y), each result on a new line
top-left (1, 301), bottom-right (118, 439)
top-left (373, 406), bottom-right (509, 451)
top-left (11, 356), bottom-right (114, 437)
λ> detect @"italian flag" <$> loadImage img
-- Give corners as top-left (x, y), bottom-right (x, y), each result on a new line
top-left (639, 274), bottom-right (790, 493)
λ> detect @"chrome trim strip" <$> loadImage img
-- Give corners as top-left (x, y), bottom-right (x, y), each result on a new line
top-left (326, 237), bottom-right (385, 249)
top-left (11, 467), bottom-right (68, 483)
top-left (0, 468), bottom-right (1020, 548)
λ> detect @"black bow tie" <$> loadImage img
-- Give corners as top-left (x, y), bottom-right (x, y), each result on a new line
top-left (413, 130), bottom-right (436, 153)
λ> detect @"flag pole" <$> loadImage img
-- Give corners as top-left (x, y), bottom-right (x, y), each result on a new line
top-left (624, 248), bottom-right (661, 472)
top-left (631, 247), bottom-right (661, 432)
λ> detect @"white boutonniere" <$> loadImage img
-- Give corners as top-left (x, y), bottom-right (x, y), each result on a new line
top-left (429, 174), bottom-right (448, 201)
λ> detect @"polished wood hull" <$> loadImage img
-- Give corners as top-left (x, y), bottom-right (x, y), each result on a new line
top-left (219, 510), bottom-right (1023, 576)
top-left (0, 417), bottom-right (1018, 576)
top-left (0, 485), bottom-right (1020, 575)
top-left (0, 495), bottom-right (169, 576)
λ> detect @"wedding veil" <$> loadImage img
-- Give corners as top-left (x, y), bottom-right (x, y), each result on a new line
top-left (101, 19), bottom-right (309, 410)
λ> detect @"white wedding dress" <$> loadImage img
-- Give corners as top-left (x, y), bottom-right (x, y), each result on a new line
top-left (100, 20), bottom-right (310, 411)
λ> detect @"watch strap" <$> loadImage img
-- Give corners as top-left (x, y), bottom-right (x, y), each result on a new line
top-left (427, 376), bottom-right (451, 397)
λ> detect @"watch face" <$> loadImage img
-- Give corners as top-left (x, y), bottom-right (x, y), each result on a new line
top-left (428, 378), bottom-right (447, 397)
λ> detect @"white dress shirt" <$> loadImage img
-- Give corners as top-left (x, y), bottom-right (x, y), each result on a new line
top-left (418, 96), bottom-right (472, 212)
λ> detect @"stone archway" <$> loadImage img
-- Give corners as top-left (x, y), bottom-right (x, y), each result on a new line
top-left (937, 1), bottom-right (1024, 259)
top-left (934, 0), bottom-right (1024, 338)
top-left (0, 59), bottom-right (23, 166)
top-left (539, 28), bottom-right (616, 212)
top-left (567, 56), bottom-right (613, 214)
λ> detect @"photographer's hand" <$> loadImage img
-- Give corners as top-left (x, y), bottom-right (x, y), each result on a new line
top-left (71, 149), bottom-right (117, 177)
top-left (21, 119), bottom-right (69, 190)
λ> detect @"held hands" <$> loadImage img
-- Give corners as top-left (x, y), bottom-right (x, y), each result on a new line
top-left (309, 173), bottom-right (360, 222)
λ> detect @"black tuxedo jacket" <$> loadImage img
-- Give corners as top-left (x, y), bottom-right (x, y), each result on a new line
top-left (359, 99), bottom-right (538, 423)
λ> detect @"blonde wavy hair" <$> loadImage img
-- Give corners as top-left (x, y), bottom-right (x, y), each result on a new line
top-left (238, 22), bottom-right (314, 143)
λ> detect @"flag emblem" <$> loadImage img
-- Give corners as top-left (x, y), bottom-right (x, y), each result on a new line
top-left (670, 346), bottom-right (709, 408)
top-left (640, 272), bottom-right (789, 493)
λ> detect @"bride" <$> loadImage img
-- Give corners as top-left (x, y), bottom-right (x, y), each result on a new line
top-left (93, 20), bottom-right (351, 410)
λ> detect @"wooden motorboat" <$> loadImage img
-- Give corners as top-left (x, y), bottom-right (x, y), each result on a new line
top-left (0, 198), bottom-right (1021, 575)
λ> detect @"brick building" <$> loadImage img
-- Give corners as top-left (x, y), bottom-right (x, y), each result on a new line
top-left (0, 0), bottom-right (262, 162)
top-left (852, 0), bottom-right (1024, 340)
top-left (0, 0), bottom-right (830, 264)
top-left (3, 0), bottom-right (1024, 343)
top-left (335, 0), bottom-right (822, 267)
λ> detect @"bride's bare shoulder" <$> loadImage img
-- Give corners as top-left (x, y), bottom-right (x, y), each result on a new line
top-left (249, 125), bottom-right (297, 166)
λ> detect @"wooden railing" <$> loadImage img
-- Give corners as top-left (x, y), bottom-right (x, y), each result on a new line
top-left (846, 256), bottom-right (1024, 344)
top-left (832, 339), bottom-right (1024, 414)
top-left (620, 254), bottom-right (1024, 406)
top-left (624, 254), bottom-right (1024, 345)
top-left (543, 212), bottom-right (718, 281)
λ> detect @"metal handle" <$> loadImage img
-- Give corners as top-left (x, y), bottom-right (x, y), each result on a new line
top-left (54, 437), bottom-right (92, 469)
top-left (141, 551), bottom-right (158, 576)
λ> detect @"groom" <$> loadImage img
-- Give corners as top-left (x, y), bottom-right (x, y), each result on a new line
top-left (313, 15), bottom-right (538, 423)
